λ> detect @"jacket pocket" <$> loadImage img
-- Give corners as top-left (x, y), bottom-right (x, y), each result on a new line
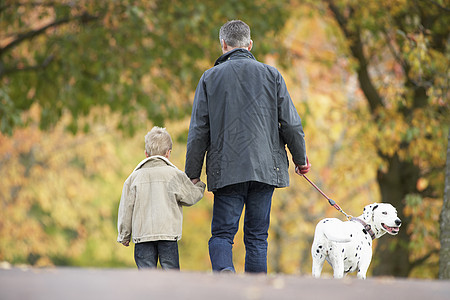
top-left (273, 147), bottom-right (289, 185)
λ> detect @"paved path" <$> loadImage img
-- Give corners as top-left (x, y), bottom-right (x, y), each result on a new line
top-left (1, 267), bottom-right (449, 300)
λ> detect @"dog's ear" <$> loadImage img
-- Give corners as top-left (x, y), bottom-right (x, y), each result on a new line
top-left (362, 203), bottom-right (379, 221)
top-left (363, 203), bottom-right (377, 212)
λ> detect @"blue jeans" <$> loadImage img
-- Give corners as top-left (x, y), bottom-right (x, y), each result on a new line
top-left (134, 241), bottom-right (180, 270)
top-left (209, 181), bottom-right (274, 273)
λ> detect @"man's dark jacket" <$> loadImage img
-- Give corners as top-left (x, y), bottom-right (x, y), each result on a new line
top-left (185, 48), bottom-right (307, 191)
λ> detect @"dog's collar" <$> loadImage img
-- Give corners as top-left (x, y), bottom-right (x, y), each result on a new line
top-left (351, 217), bottom-right (376, 240)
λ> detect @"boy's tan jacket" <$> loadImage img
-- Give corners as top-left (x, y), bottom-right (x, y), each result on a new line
top-left (117, 156), bottom-right (206, 244)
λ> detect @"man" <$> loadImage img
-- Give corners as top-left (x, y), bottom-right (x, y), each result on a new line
top-left (185, 20), bottom-right (310, 273)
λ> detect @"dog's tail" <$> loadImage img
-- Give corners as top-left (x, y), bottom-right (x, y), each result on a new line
top-left (316, 219), bottom-right (352, 243)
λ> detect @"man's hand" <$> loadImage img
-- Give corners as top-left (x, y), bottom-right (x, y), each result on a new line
top-left (295, 157), bottom-right (311, 175)
top-left (122, 241), bottom-right (130, 247)
top-left (191, 178), bottom-right (200, 184)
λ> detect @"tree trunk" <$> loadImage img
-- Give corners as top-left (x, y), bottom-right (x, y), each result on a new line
top-left (372, 154), bottom-right (420, 276)
top-left (439, 130), bottom-right (450, 279)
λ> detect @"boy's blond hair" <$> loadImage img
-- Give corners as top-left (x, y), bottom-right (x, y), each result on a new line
top-left (145, 126), bottom-right (173, 156)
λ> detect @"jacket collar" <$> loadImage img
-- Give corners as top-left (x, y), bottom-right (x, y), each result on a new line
top-left (133, 155), bottom-right (176, 172)
top-left (214, 48), bottom-right (256, 66)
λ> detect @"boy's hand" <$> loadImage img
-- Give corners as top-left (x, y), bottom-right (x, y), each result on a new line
top-left (122, 241), bottom-right (130, 247)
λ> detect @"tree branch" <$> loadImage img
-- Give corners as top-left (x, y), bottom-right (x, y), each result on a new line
top-left (410, 248), bottom-right (440, 270)
top-left (0, 12), bottom-right (100, 56)
top-left (381, 28), bottom-right (408, 72)
top-left (424, 0), bottom-right (450, 12)
top-left (1, 19), bottom-right (67, 55)
top-left (325, 0), bottom-right (385, 114)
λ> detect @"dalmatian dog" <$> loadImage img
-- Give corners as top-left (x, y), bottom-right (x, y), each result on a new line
top-left (311, 203), bottom-right (401, 279)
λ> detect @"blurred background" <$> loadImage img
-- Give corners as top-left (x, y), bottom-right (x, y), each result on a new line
top-left (1, 0), bottom-right (449, 279)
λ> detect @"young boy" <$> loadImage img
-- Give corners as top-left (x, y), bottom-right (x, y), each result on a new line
top-left (117, 126), bottom-right (205, 270)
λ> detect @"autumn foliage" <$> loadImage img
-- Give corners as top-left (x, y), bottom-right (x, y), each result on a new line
top-left (0, 0), bottom-right (448, 277)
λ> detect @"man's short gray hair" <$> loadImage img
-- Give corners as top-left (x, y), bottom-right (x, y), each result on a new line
top-left (145, 126), bottom-right (172, 156)
top-left (219, 20), bottom-right (251, 48)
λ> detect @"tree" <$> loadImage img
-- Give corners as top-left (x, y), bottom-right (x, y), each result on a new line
top-left (1, 0), bottom-right (295, 268)
top-left (1, 0), bottom-right (289, 135)
top-left (440, 130), bottom-right (450, 279)
top-left (316, 0), bottom-right (449, 276)
top-left (2, 0), bottom-right (448, 276)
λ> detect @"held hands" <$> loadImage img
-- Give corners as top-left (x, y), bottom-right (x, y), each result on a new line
top-left (122, 241), bottom-right (130, 247)
top-left (295, 156), bottom-right (311, 175)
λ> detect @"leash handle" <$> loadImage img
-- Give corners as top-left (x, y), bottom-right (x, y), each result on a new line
top-left (302, 174), bottom-right (352, 220)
